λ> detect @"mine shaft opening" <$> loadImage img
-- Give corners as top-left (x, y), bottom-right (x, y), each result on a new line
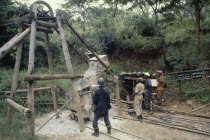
top-left (119, 72), bottom-right (158, 106)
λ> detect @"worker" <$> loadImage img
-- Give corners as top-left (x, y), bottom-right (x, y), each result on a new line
top-left (133, 78), bottom-right (145, 120)
top-left (92, 77), bottom-right (111, 137)
top-left (156, 70), bottom-right (166, 106)
top-left (144, 72), bottom-right (152, 113)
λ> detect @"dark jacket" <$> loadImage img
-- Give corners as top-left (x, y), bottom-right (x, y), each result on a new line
top-left (145, 78), bottom-right (152, 91)
top-left (93, 86), bottom-right (111, 116)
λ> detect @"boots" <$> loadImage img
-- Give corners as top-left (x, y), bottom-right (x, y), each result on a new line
top-left (107, 126), bottom-right (111, 134)
top-left (92, 127), bottom-right (99, 137)
top-left (137, 115), bottom-right (143, 120)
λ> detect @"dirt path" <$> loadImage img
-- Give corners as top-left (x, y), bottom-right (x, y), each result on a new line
top-left (35, 105), bottom-right (210, 140)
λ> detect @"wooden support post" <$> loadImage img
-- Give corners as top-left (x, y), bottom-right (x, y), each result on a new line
top-left (114, 76), bottom-right (122, 116)
top-left (45, 33), bottom-right (59, 118)
top-left (56, 9), bottom-right (85, 132)
top-left (65, 20), bottom-right (130, 96)
top-left (178, 80), bottom-right (182, 102)
top-left (0, 28), bottom-right (30, 59)
top-left (27, 3), bottom-right (37, 136)
top-left (6, 26), bottom-right (24, 124)
top-left (6, 99), bottom-right (31, 116)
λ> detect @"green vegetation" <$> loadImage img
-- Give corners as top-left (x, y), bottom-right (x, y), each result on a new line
top-left (0, 112), bottom-right (38, 140)
top-left (0, 0), bottom-right (210, 138)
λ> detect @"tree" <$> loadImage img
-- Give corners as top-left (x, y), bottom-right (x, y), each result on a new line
top-left (188, 0), bottom-right (209, 45)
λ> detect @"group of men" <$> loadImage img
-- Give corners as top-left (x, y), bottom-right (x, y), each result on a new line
top-left (90, 70), bottom-right (165, 137)
top-left (134, 70), bottom-right (166, 120)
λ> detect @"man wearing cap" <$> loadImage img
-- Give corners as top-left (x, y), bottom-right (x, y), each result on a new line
top-left (133, 78), bottom-right (145, 120)
top-left (144, 72), bottom-right (152, 113)
top-left (92, 77), bottom-right (111, 137)
top-left (156, 70), bottom-right (165, 106)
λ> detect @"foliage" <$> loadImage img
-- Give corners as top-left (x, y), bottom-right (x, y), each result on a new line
top-left (182, 79), bottom-right (210, 104)
top-left (0, 113), bottom-right (38, 140)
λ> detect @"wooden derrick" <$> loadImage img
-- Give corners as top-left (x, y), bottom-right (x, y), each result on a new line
top-left (24, 74), bottom-right (83, 81)
top-left (45, 33), bottom-right (59, 118)
top-left (0, 28), bottom-right (30, 60)
top-left (27, 3), bottom-right (37, 136)
top-left (5, 87), bottom-right (51, 95)
top-left (56, 9), bottom-right (85, 132)
top-left (6, 26), bottom-right (24, 124)
top-left (6, 99), bottom-right (31, 116)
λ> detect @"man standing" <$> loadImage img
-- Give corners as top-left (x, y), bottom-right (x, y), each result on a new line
top-left (134, 78), bottom-right (145, 120)
top-left (144, 72), bottom-right (152, 113)
top-left (156, 70), bottom-right (165, 106)
top-left (92, 77), bottom-right (111, 137)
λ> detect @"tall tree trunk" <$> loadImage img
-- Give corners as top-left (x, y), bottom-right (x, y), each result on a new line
top-left (195, 4), bottom-right (201, 46)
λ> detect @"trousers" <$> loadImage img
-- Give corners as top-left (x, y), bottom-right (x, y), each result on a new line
top-left (134, 94), bottom-right (143, 116)
top-left (144, 89), bottom-right (151, 111)
top-left (93, 113), bottom-right (111, 128)
top-left (157, 90), bottom-right (164, 104)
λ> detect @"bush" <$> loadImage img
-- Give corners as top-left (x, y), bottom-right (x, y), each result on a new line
top-left (0, 113), bottom-right (38, 140)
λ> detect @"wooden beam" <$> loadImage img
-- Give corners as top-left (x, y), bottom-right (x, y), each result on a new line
top-left (23, 23), bottom-right (53, 34)
top-left (5, 87), bottom-right (51, 95)
top-left (24, 74), bottom-right (83, 81)
top-left (54, 29), bottom-right (89, 65)
top-left (36, 20), bottom-right (57, 28)
top-left (191, 103), bottom-right (210, 112)
top-left (114, 76), bottom-right (122, 116)
top-left (65, 20), bottom-right (130, 97)
top-left (45, 32), bottom-right (59, 118)
top-left (0, 28), bottom-right (30, 60)
top-left (111, 98), bottom-right (134, 104)
top-left (65, 21), bottom-right (109, 70)
top-left (27, 3), bottom-right (37, 136)
top-left (6, 99), bottom-right (31, 116)
top-left (56, 9), bottom-right (85, 132)
top-left (166, 68), bottom-right (210, 75)
top-left (6, 26), bottom-right (24, 124)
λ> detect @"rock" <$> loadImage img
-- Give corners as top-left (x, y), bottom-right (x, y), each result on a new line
top-left (187, 100), bottom-right (193, 105)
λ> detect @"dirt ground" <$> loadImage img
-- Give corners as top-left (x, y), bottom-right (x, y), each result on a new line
top-left (35, 100), bottom-right (210, 140)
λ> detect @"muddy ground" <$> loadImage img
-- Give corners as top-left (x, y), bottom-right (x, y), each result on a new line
top-left (35, 100), bottom-right (210, 140)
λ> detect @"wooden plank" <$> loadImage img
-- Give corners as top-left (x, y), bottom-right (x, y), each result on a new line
top-left (56, 9), bottom-right (85, 132)
top-left (24, 74), bottom-right (83, 81)
top-left (114, 76), bottom-right (122, 116)
top-left (36, 20), bottom-right (57, 28)
top-left (111, 98), bottom-right (134, 104)
top-left (23, 23), bottom-right (53, 34)
top-left (166, 69), bottom-right (210, 75)
top-left (0, 28), bottom-right (30, 60)
top-left (27, 3), bottom-right (37, 136)
top-left (191, 103), bottom-right (210, 112)
top-left (45, 33), bottom-right (59, 118)
top-left (5, 87), bottom-right (51, 95)
top-left (6, 26), bottom-right (24, 124)
top-left (6, 99), bottom-right (31, 116)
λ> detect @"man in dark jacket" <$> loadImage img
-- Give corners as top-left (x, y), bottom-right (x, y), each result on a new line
top-left (144, 72), bottom-right (152, 113)
top-left (92, 77), bottom-right (111, 137)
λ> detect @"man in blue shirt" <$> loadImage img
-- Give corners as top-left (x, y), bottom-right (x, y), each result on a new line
top-left (92, 77), bottom-right (111, 137)
top-left (144, 72), bottom-right (152, 113)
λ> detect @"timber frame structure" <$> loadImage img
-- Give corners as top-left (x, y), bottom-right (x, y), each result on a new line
top-left (0, 1), bottom-right (124, 136)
